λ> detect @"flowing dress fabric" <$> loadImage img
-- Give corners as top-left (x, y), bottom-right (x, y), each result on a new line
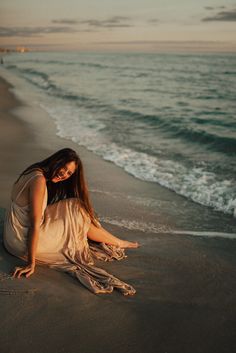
top-left (3, 171), bottom-right (136, 296)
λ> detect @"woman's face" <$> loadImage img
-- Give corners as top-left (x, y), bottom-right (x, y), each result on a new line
top-left (51, 161), bottom-right (77, 183)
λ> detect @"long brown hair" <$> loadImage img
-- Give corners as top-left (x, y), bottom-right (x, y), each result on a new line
top-left (16, 148), bottom-right (99, 227)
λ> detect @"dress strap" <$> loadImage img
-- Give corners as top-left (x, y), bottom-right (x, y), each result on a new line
top-left (15, 172), bottom-right (44, 202)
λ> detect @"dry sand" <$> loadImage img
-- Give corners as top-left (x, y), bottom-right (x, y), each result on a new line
top-left (0, 75), bottom-right (236, 353)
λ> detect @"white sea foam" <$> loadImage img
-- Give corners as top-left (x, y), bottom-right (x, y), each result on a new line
top-left (100, 216), bottom-right (236, 240)
top-left (40, 101), bottom-right (236, 217)
top-left (99, 216), bottom-right (171, 234)
top-left (171, 230), bottom-right (236, 240)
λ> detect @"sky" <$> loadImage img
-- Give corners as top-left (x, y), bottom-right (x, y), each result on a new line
top-left (0, 0), bottom-right (236, 52)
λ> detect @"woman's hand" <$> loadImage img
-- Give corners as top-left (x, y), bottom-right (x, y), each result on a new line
top-left (12, 263), bottom-right (35, 278)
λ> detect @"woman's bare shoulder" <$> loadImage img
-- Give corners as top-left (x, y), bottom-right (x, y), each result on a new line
top-left (29, 171), bottom-right (46, 186)
top-left (29, 168), bottom-right (45, 176)
top-left (29, 173), bottom-right (46, 198)
top-left (16, 168), bottom-right (44, 182)
top-left (11, 170), bottom-right (46, 204)
top-left (21, 170), bottom-right (46, 191)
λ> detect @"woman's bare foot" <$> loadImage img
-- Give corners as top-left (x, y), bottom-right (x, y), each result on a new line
top-left (118, 240), bottom-right (140, 248)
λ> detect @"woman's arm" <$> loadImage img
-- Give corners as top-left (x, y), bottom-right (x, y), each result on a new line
top-left (13, 175), bottom-right (46, 278)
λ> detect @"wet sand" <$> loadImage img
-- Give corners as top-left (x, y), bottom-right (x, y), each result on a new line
top-left (0, 74), bottom-right (236, 353)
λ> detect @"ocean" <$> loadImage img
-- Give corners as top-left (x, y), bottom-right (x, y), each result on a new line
top-left (4, 51), bottom-right (236, 218)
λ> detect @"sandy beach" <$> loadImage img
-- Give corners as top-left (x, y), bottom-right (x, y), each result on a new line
top-left (0, 72), bottom-right (236, 353)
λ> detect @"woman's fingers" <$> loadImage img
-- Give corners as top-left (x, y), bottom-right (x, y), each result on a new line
top-left (13, 268), bottom-right (25, 278)
top-left (17, 268), bottom-right (28, 278)
top-left (12, 267), bottom-right (21, 277)
top-left (25, 269), bottom-right (34, 278)
top-left (12, 266), bottom-right (34, 278)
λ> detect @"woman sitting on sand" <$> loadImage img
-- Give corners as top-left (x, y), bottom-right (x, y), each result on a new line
top-left (3, 148), bottom-right (139, 295)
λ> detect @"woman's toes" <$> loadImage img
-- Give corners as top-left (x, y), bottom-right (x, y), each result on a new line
top-left (128, 241), bottom-right (139, 248)
top-left (118, 240), bottom-right (140, 248)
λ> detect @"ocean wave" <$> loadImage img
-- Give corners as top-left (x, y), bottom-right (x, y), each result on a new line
top-left (171, 230), bottom-right (236, 239)
top-left (39, 100), bottom-right (236, 217)
top-left (6, 59), bottom-right (109, 68)
top-left (7, 64), bottom-right (235, 156)
top-left (100, 216), bottom-right (236, 239)
top-left (97, 148), bottom-right (236, 216)
top-left (6, 65), bottom-right (58, 91)
top-left (7, 65), bottom-right (49, 81)
top-left (99, 216), bottom-right (171, 234)
top-left (112, 107), bottom-right (235, 154)
top-left (108, 108), bottom-right (236, 155)
top-left (7, 64), bottom-right (105, 108)
top-left (195, 92), bottom-right (235, 101)
top-left (36, 60), bottom-right (76, 66)
top-left (167, 125), bottom-right (236, 154)
top-left (78, 62), bottom-right (111, 69)
top-left (5, 64), bottom-right (18, 70)
top-left (22, 67), bottom-right (50, 82)
top-left (192, 117), bottom-right (236, 129)
top-left (223, 71), bottom-right (236, 75)
top-left (113, 108), bottom-right (163, 126)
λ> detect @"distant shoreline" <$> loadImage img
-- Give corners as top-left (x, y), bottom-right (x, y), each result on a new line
top-left (1, 42), bottom-right (236, 55)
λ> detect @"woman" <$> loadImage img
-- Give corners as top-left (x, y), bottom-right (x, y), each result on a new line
top-left (3, 148), bottom-right (139, 295)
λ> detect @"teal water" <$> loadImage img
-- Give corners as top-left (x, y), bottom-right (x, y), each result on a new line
top-left (5, 51), bottom-right (236, 216)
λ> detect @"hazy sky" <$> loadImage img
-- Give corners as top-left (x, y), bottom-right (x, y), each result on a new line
top-left (0, 0), bottom-right (236, 52)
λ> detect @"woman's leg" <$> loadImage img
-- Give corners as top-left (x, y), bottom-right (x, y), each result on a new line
top-left (87, 224), bottom-right (139, 248)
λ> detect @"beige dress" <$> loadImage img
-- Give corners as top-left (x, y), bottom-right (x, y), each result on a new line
top-left (3, 170), bottom-right (136, 296)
